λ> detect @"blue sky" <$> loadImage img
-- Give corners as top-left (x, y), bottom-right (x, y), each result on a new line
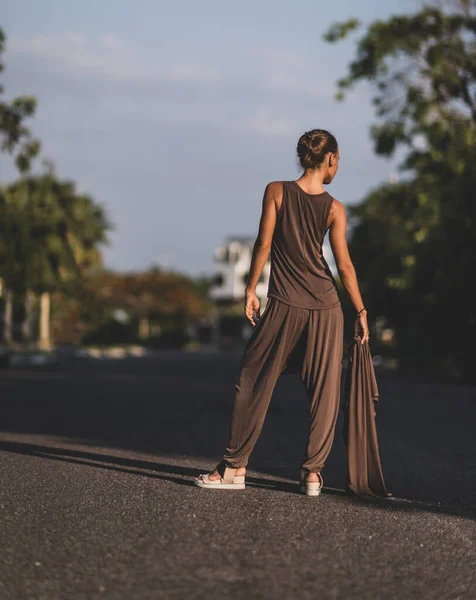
top-left (2, 0), bottom-right (415, 276)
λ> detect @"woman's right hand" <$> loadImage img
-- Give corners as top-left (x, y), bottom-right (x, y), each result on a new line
top-left (245, 289), bottom-right (261, 326)
top-left (355, 310), bottom-right (369, 344)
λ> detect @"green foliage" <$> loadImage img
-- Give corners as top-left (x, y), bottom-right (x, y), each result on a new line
top-left (323, 18), bottom-right (360, 43)
top-left (0, 172), bottom-right (111, 294)
top-left (0, 27), bottom-right (115, 347)
top-left (64, 269), bottom-right (210, 346)
top-left (325, 1), bottom-right (476, 382)
top-left (0, 28), bottom-right (40, 172)
top-left (325, 4), bottom-right (476, 154)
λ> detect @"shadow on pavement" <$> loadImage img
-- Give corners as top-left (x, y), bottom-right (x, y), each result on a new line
top-left (1, 352), bottom-right (475, 520)
top-left (0, 438), bottom-right (471, 520)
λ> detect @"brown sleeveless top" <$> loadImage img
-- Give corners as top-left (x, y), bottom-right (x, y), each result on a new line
top-left (267, 180), bottom-right (341, 310)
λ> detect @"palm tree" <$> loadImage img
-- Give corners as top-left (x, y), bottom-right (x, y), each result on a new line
top-left (0, 27), bottom-right (40, 346)
top-left (0, 171), bottom-right (111, 349)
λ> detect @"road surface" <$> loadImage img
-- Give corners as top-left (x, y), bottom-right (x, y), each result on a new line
top-left (1, 351), bottom-right (475, 599)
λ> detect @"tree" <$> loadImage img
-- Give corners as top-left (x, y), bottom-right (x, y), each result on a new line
top-left (0, 171), bottom-right (111, 348)
top-left (77, 269), bottom-right (210, 344)
top-left (0, 27), bottom-right (42, 344)
top-left (0, 28), bottom-right (40, 173)
top-left (325, 1), bottom-right (476, 381)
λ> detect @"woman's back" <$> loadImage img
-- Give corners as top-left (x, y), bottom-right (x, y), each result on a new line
top-left (267, 180), bottom-right (341, 310)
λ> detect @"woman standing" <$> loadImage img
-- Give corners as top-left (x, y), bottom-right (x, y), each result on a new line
top-left (195, 129), bottom-right (369, 495)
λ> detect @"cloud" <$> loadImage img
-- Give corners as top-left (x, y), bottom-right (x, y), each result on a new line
top-left (9, 33), bottom-right (335, 100)
top-left (7, 32), bottom-right (301, 139)
top-left (241, 110), bottom-right (295, 137)
top-left (7, 30), bottom-right (371, 148)
top-left (9, 33), bottom-right (218, 84)
top-left (243, 47), bottom-right (308, 69)
top-left (240, 46), bottom-right (335, 99)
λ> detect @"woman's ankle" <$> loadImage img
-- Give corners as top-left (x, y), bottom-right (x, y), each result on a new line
top-left (302, 469), bottom-right (321, 482)
top-left (216, 461), bottom-right (247, 475)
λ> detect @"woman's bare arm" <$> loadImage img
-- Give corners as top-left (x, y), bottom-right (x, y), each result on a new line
top-left (245, 182), bottom-right (279, 292)
top-left (244, 181), bottom-right (280, 325)
top-left (328, 199), bottom-right (369, 342)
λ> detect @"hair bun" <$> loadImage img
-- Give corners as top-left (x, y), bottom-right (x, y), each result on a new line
top-left (310, 137), bottom-right (321, 149)
top-left (297, 129), bottom-right (338, 170)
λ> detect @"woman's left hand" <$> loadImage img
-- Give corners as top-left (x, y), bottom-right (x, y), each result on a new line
top-left (245, 290), bottom-right (261, 326)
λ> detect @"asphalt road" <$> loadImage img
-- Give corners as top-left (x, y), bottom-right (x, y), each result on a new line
top-left (1, 351), bottom-right (475, 600)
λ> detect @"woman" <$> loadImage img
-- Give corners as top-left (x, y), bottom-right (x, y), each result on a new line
top-left (195, 129), bottom-right (369, 495)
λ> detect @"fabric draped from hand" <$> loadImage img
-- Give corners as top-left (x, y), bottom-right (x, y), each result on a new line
top-left (342, 333), bottom-right (391, 498)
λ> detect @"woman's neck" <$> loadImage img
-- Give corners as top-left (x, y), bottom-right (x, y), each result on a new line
top-left (295, 170), bottom-right (326, 194)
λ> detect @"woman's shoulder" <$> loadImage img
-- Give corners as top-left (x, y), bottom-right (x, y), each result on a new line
top-left (330, 196), bottom-right (345, 211)
top-left (325, 191), bottom-right (344, 208)
top-left (327, 195), bottom-right (347, 226)
top-left (264, 181), bottom-right (286, 193)
top-left (263, 181), bottom-right (287, 203)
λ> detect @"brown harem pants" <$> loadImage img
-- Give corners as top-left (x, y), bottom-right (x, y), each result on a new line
top-left (218, 296), bottom-right (344, 482)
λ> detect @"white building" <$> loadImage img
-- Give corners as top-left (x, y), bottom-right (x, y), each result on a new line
top-left (209, 236), bottom-right (337, 304)
top-left (322, 241), bottom-right (337, 276)
top-left (210, 236), bottom-right (271, 303)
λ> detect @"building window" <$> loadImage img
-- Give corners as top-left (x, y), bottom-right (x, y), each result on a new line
top-left (212, 273), bottom-right (224, 287)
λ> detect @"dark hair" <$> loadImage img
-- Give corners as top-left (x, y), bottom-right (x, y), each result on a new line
top-left (296, 129), bottom-right (338, 170)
